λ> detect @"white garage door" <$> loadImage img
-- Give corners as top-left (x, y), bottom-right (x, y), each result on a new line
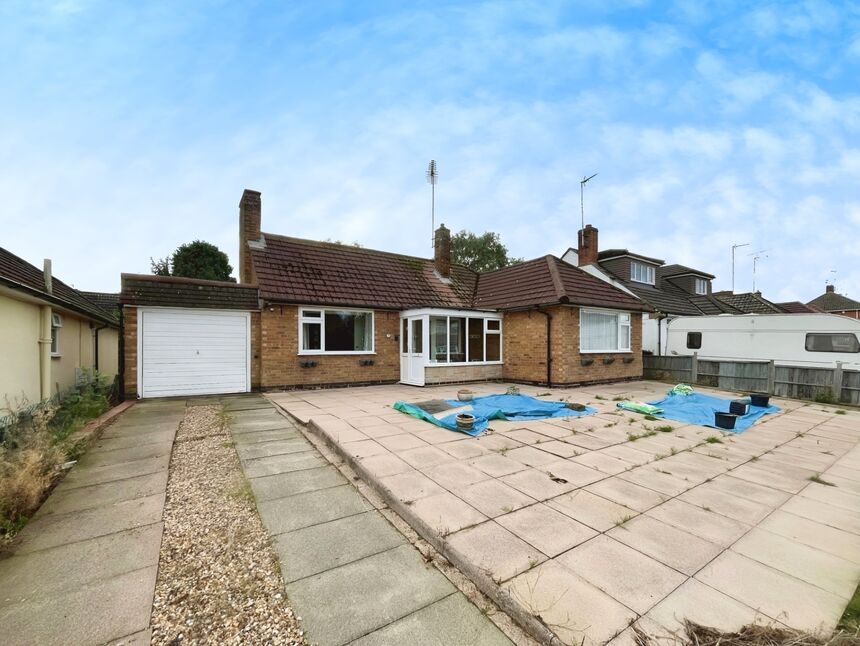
top-left (139, 308), bottom-right (250, 398)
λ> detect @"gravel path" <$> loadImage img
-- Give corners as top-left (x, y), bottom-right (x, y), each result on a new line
top-left (151, 404), bottom-right (307, 645)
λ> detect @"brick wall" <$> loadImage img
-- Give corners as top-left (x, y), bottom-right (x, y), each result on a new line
top-left (250, 311), bottom-right (261, 388)
top-left (122, 306), bottom-right (137, 398)
top-left (502, 306), bottom-right (642, 386)
top-left (259, 305), bottom-right (400, 388)
top-left (424, 363), bottom-right (503, 384)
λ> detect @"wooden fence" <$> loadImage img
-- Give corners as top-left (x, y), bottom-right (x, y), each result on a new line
top-left (643, 354), bottom-right (860, 406)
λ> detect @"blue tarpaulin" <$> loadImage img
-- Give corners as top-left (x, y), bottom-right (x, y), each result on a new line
top-left (646, 391), bottom-right (780, 433)
top-left (393, 394), bottom-right (597, 437)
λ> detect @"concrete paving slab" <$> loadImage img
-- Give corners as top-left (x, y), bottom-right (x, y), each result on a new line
top-left (548, 489), bottom-right (637, 532)
top-left (235, 437), bottom-right (312, 461)
top-left (757, 510), bottom-right (860, 565)
top-left (16, 493), bottom-right (164, 554)
top-left (570, 451), bottom-right (633, 475)
top-left (468, 453), bottom-right (529, 477)
top-left (497, 503), bottom-right (597, 557)
top-left (285, 544), bottom-right (453, 646)
top-left (617, 465), bottom-right (692, 497)
top-left (258, 485), bottom-right (373, 535)
top-left (376, 433), bottom-right (426, 452)
top-left (423, 461), bottom-right (491, 489)
top-left (437, 439), bottom-right (491, 460)
top-left (646, 499), bottom-right (751, 547)
top-left (0, 524), bottom-right (162, 607)
top-left (645, 578), bottom-right (775, 636)
top-left (504, 560), bottom-right (636, 646)
top-left (608, 515), bottom-right (723, 576)
top-left (695, 551), bottom-right (846, 632)
top-left (60, 454), bottom-right (170, 490)
top-left (231, 428), bottom-right (300, 445)
top-left (500, 468), bottom-right (578, 500)
top-left (557, 535), bottom-right (687, 614)
top-left (780, 494), bottom-right (860, 535)
top-left (457, 479), bottom-right (536, 518)
top-left (409, 491), bottom-right (488, 534)
top-left (380, 470), bottom-right (446, 502)
top-left (357, 453), bottom-right (414, 478)
top-left (88, 429), bottom-right (175, 451)
top-left (242, 450), bottom-right (327, 478)
top-left (106, 628), bottom-right (152, 645)
top-left (0, 565), bottom-right (157, 646)
top-left (677, 482), bottom-right (773, 525)
top-left (350, 592), bottom-right (514, 646)
top-left (800, 481), bottom-right (860, 512)
top-left (37, 471), bottom-right (168, 517)
top-left (731, 527), bottom-right (860, 600)
top-left (250, 465), bottom-right (347, 501)
top-left (447, 521), bottom-right (546, 583)
top-left (585, 478), bottom-right (667, 512)
top-left (540, 460), bottom-right (606, 488)
top-left (75, 442), bottom-right (173, 469)
top-left (275, 511), bottom-right (404, 583)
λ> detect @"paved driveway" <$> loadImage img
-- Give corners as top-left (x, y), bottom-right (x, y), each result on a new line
top-left (269, 380), bottom-right (860, 646)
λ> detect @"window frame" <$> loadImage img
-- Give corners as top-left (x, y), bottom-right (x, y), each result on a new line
top-left (804, 332), bottom-right (860, 354)
top-left (579, 308), bottom-right (633, 353)
top-left (686, 331), bottom-right (702, 349)
top-left (50, 313), bottom-right (62, 356)
top-left (298, 307), bottom-right (375, 355)
top-left (411, 311), bottom-right (503, 366)
top-left (694, 278), bottom-right (708, 295)
top-left (630, 261), bottom-right (656, 285)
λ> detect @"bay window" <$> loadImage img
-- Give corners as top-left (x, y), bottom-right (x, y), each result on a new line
top-left (300, 308), bottom-right (373, 353)
top-left (580, 309), bottom-right (631, 352)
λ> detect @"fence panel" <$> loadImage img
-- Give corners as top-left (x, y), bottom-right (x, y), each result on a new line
top-left (643, 355), bottom-right (693, 383)
top-left (773, 366), bottom-right (834, 401)
top-left (698, 360), bottom-right (769, 392)
top-left (841, 369), bottom-right (860, 405)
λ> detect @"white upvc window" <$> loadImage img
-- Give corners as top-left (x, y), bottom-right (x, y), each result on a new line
top-left (695, 278), bottom-right (708, 295)
top-left (630, 261), bottom-right (655, 285)
top-left (426, 313), bottom-right (502, 364)
top-left (580, 309), bottom-right (632, 353)
top-left (299, 307), bottom-right (374, 354)
top-left (50, 313), bottom-right (62, 356)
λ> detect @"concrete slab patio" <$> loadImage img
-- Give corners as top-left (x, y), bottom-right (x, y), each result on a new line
top-left (269, 380), bottom-right (860, 646)
top-left (226, 396), bottom-right (515, 646)
top-left (0, 399), bottom-right (184, 646)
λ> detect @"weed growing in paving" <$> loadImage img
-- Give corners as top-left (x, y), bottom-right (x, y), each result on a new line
top-left (809, 474), bottom-right (837, 487)
top-left (594, 395), bottom-right (606, 400)
top-left (627, 430), bottom-right (657, 442)
top-left (644, 414), bottom-right (659, 421)
top-left (705, 436), bottom-right (723, 444)
top-left (836, 410), bottom-right (847, 415)
top-left (654, 425), bottom-right (673, 433)
top-left (615, 514), bottom-right (634, 528)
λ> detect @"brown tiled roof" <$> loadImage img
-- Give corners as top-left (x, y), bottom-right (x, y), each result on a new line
top-left (597, 249), bottom-right (664, 265)
top-left (776, 301), bottom-right (819, 314)
top-left (80, 291), bottom-right (121, 321)
top-left (0, 247), bottom-right (118, 325)
top-left (120, 274), bottom-right (260, 310)
top-left (474, 256), bottom-right (649, 311)
top-left (713, 291), bottom-right (784, 314)
top-left (250, 234), bottom-right (476, 309)
top-left (659, 264), bottom-right (715, 280)
top-left (807, 290), bottom-right (860, 312)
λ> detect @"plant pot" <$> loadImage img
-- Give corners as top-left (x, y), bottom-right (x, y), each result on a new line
top-left (622, 357), bottom-right (635, 364)
top-left (603, 357), bottom-right (615, 365)
top-left (749, 393), bottom-right (770, 408)
top-left (729, 400), bottom-right (749, 416)
top-left (457, 389), bottom-right (474, 402)
top-left (714, 412), bottom-right (738, 430)
top-left (581, 358), bottom-right (594, 366)
top-left (456, 413), bottom-right (475, 431)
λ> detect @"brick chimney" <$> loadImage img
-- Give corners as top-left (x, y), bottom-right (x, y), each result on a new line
top-left (434, 224), bottom-right (451, 279)
top-left (239, 189), bottom-right (262, 284)
top-left (826, 284), bottom-right (835, 293)
top-left (577, 224), bottom-right (598, 265)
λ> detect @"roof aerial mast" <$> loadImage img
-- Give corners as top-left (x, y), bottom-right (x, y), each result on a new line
top-left (426, 160), bottom-right (438, 248)
top-left (580, 173), bottom-right (598, 230)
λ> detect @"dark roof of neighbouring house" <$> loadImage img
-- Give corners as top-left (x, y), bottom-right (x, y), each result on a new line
top-left (0, 247), bottom-right (118, 326)
top-left (659, 264), bottom-right (715, 280)
top-left (807, 290), bottom-right (860, 312)
top-left (616, 280), bottom-right (702, 316)
top-left (120, 274), bottom-right (260, 310)
top-left (597, 249), bottom-right (664, 265)
top-left (250, 236), bottom-right (647, 312)
top-left (474, 255), bottom-right (650, 311)
top-left (251, 234), bottom-right (477, 310)
top-left (713, 291), bottom-right (785, 314)
top-left (80, 291), bottom-right (120, 311)
top-left (776, 301), bottom-right (820, 314)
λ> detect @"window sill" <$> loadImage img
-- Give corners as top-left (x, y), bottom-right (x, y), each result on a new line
top-left (579, 350), bottom-right (633, 354)
top-left (426, 361), bottom-right (503, 367)
top-left (298, 351), bottom-right (376, 356)
top-left (51, 354), bottom-right (61, 359)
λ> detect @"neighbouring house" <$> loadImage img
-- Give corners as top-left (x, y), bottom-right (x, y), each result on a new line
top-left (561, 227), bottom-right (735, 354)
top-left (807, 284), bottom-right (860, 320)
top-left (775, 301), bottom-right (820, 314)
top-left (0, 247), bottom-right (120, 413)
top-left (120, 190), bottom-right (649, 398)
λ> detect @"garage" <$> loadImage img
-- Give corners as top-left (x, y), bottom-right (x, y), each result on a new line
top-left (138, 308), bottom-right (250, 398)
top-left (121, 274), bottom-right (260, 399)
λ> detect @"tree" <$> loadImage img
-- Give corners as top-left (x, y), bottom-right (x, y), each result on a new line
top-left (450, 230), bottom-right (522, 273)
top-left (151, 240), bottom-right (235, 282)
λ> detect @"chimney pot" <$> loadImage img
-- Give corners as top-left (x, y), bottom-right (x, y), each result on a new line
top-left (826, 284), bottom-right (835, 293)
top-left (577, 224), bottom-right (599, 266)
top-left (239, 189), bottom-right (262, 283)
top-left (434, 224), bottom-right (451, 278)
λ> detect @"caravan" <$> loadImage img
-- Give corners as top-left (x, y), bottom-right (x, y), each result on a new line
top-left (665, 314), bottom-right (860, 369)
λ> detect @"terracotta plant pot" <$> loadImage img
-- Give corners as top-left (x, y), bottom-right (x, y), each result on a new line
top-left (456, 413), bottom-right (476, 431)
top-left (457, 389), bottom-right (474, 402)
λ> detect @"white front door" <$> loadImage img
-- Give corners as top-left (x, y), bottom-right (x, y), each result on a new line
top-left (399, 316), bottom-right (425, 386)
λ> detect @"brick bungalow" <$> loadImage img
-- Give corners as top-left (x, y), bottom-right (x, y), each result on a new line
top-left (121, 190), bottom-right (649, 398)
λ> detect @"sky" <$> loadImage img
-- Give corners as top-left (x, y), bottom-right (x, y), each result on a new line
top-left (1, 0), bottom-right (858, 303)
